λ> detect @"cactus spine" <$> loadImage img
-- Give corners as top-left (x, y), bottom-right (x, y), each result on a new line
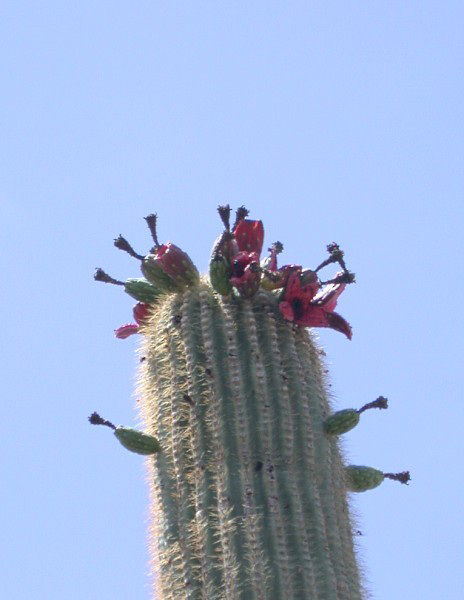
top-left (92, 206), bottom-right (409, 600)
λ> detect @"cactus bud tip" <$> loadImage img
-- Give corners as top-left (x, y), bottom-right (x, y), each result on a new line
top-left (88, 412), bottom-right (116, 430)
top-left (217, 205), bottom-right (231, 231)
top-left (94, 268), bottom-right (124, 286)
top-left (144, 213), bottom-right (160, 248)
top-left (114, 235), bottom-right (144, 261)
top-left (384, 471), bottom-right (411, 485)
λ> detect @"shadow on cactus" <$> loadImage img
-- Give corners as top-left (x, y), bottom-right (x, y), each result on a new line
top-left (90, 206), bottom-right (410, 600)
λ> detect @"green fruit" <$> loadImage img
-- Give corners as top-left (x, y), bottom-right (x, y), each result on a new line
top-left (141, 254), bottom-right (179, 292)
top-left (324, 408), bottom-right (360, 435)
top-left (345, 466), bottom-right (384, 492)
top-left (209, 255), bottom-right (232, 295)
top-left (114, 426), bottom-right (160, 455)
top-left (210, 230), bottom-right (236, 263)
top-left (124, 278), bottom-right (161, 303)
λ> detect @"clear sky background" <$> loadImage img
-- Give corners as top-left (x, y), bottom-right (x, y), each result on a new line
top-left (1, 2), bottom-right (463, 599)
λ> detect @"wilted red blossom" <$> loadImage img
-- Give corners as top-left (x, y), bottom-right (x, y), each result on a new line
top-left (115, 323), bottom-right (140, 339)
top-left (114, 303), bottom-right (151, 339)
top-left (133, 302), bottom-right (151, 325)
top-left (229, 251), bottom-right (261, 297)
top-left (279, 271), bottom-right (352, 339)
top-left (226, 218), bottom-right (265, 297)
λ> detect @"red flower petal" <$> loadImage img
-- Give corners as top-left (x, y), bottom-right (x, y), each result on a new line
top-left (325, 312), bottom-right (352, 340)
top-left (282, 272), bottom-right (303, 301)
top-left (282, 271), bottom-right (318, 303)
top-left (233, 251), bottom-right (260, 270)
top-left (294, 305), bottom-right (328, 327)
top-left (278, 301), bottom-right (295, 322)
top-left (300, 270), bottom-right (320, 301)
top-left (230, 254), bottom-right (261, 297)
top-left (114, 324), bottom-right (140, 339)
top-left (133, 302), bottom-right (151, 325)
top-left (233, 219), bottom-right (264, 254)
top-left (294, 306), bottom-right (352, 339)
top-left (230, 252), bottom-right (260, 284)
top-left (279, 265), bottom-right (302, 286)
top-left (313, 284), bottom-right (346, 312)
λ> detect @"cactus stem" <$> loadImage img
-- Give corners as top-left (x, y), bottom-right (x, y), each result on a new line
top-left (217, 204), bottom-right (231, 231)
top-left (113, 235), bottom-right (144, 261)
top-left (93, 268), bottom-right (124, 286)
top-left (384, 471), bottom-right (411, 485)
top-left (358, 395), bottom-right (389, 413)
top-left (93, 208), bottom-right (410, 598)
top-left (88, 411), bottom-right (116, 430)
top-left (320, 271), bottom-right (356, 286)
top-left (144, 213), bottom-right (161, 249)
top-left (314, 257), bottom-right (336, 273)
top-left (314, 243), bottom-right (344, 272)
top-left (327, 242), bottom-right (347, 271)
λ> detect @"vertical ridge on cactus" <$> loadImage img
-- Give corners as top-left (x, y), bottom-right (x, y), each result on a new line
top-left (137, 284), bottom-right (361, 599)
top-left (92, 208), bottom-right (409, 600)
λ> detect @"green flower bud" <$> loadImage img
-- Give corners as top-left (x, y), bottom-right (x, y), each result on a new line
top-left (209, 255), bottom-right (232, 295)
top-left (345, 466), bottom-right (384, 492)
top-left (114, 426), bottom-right (161, 455)
top-left (324, 409), bottom-right (360, 435)
top-left (124, 278), bottom-right (161, 303)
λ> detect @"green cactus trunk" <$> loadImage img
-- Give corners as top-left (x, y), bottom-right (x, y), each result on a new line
top-left (139, 282), bottom-right (362, 600)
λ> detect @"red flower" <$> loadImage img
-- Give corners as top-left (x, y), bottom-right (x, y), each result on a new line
top-left (279, 271), bottom-right (352, 339)
top-left (229, 251), bottom-right (261, 297)
top-left (114, 303), bottom-right (151, 339)
top-left (227, 218), bottom-right (265, 297)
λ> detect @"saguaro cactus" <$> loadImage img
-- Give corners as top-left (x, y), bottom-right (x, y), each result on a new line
top-left (91, 206), bottom-right (409, 600)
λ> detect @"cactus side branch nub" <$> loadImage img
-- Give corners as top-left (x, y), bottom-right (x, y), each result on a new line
top-left (89, 411), bottom-right (160, 455)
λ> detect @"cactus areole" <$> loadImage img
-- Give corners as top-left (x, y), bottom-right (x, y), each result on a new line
top-left (92, 206), bottom-right (410, 600)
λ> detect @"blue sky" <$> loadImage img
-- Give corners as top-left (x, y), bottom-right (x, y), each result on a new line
top-left (1, 2), bottom-right (463, 599)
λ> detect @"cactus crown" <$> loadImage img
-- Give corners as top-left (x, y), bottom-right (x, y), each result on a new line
top-left (94, 205), bottom-right (356, 340)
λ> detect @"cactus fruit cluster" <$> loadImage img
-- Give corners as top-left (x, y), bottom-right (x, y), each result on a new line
top-left (91, 206), bottom-right (409, 600)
